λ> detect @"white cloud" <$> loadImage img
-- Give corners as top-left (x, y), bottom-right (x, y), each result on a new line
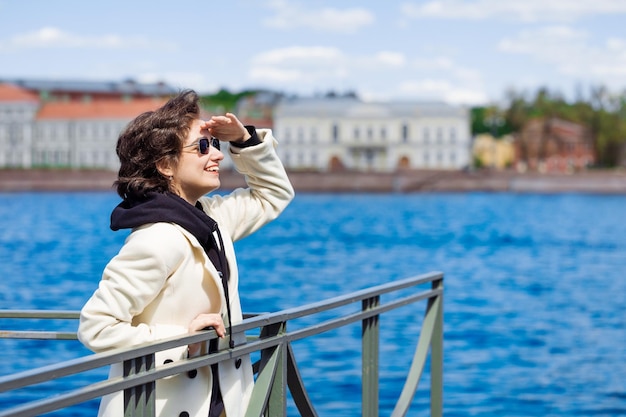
top-left (0, 27), bottom-right (176, 51)
top-left (252, 46), bottom-right (344, 64)
top-left (498, 26), bottom-right (587, 54)
top-left (397, 79), bottom-right (488, 105)
top-left (248, 46), bottom-right (349, 89)
top-left (497, 26), bottom-right (626, 85)
top-left (375, 51), bottom-right (407, 67)
top-left (248, 67), bottom-right (307, 83)
top-left (412, 56), bottom-right (454, 71)
top-left (248, 47), bottom-right (409, 89)
top-left (247, 45), bottom-right (489, 103)
top-left (401, 0), bottom-right (626, 22)
top-left (406, 55), bottom-right (486, 101)
top-left (263, 0), bottom-right (374, 33)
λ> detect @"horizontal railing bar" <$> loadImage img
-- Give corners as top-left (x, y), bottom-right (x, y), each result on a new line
top-left (1, 346), bottom-right (249, 417)
top-left (0, 328), bottom-right (221, 392)
top-left (237, 272), bottom-right (442, 333)
top-left (285, 288), bottom-right (443, 343)
top-left (0, 310), bottom-right (80, 319)
top-left (0, 374), bottom-right (131, 417)
top-left (0, 330), bottom-right (77, 340)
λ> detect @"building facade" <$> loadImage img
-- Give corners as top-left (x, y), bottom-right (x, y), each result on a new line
top-left (0, 82), bottom-right (169, 170)
top-left (2, 81), bottom-right (472, 173)
top-left (514, 117), bottom-right (595, 173)
top-left (472, 134), bottom-right (515, 169)
top-left (0, 84), bottom-right (40, 168)
top-left (272, 97), bottom-right (471, 172)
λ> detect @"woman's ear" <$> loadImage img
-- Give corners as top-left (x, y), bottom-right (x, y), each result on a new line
top-left (156, 159), bottom-right (174, 179)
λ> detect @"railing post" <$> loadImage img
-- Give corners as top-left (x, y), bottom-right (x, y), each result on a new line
top-left (260, 322), bottom-right (287, 417)
top-left (362, 295), bottom-right (380, 417)
top-left (123, 353), bottom-right (156, 417)
top-left (430, 277), bottom-right (444, 417)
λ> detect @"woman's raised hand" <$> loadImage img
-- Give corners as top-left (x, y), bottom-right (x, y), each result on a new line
top-left (204, 113), bottom-right (251, 142)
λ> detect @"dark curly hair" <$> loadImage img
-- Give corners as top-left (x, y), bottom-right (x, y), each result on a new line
top-left (114, 89), bottom-right (200, 199)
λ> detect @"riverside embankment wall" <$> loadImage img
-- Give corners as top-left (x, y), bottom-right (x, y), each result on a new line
top-left (1, 169), bottom-right (625, 194)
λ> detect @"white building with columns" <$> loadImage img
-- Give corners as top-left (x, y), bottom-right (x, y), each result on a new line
top-left (272, 96), bottom-right (471, 172)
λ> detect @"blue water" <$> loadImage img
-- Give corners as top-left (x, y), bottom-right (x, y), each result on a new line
top-left (1, 191), bottom-right (625, 416)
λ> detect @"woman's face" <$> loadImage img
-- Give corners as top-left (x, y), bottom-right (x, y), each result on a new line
top-left (169, 118), bottom-right (224, 204)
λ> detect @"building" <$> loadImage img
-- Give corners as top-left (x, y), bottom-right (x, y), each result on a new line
top-left (472, 134), bottom-right (515, 169)
top-left (514, 117), bottom-right (595, 173)
top-left (273, 96), bottom-right (471, 172)
top-left (0, 81), bottom-right (169, 170)
top-left (236, 90), bottom-right (283, 129)
top-left (0, 83), bottom-right (40, 168)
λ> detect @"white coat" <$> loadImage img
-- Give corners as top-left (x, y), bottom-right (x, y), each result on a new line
top-left (78, 129), bottom-right (294, 417)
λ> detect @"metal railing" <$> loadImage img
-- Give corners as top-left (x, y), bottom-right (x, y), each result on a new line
top-left (0, 271), bottom-right (443, 417)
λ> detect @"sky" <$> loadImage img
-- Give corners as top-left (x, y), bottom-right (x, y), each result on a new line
top-left (1, 0), bottom-right (626, 106)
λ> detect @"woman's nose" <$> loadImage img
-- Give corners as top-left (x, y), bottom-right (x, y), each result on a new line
top-left (211, 147), bottom-right (224, 161)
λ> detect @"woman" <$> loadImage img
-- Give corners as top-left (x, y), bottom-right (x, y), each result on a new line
top-left (77, 90), bottom-right (294, 417)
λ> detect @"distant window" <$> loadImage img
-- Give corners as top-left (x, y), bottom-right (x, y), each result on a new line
top-left (423, 127), bottom-right (430, 144)
top-left (381, 127), bottom-right (387, 141)
top-left (353, 127), bottom-right (360, 140)
top-left (402, 124), bottom-right (409, 143)
top-left (332, 124), bottom-right (339, 143)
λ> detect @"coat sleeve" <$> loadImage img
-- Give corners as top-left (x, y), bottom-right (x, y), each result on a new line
top-left (77, 223), bottom-right (188, 353)
top-left (202, 128), bottom-right (295, 242)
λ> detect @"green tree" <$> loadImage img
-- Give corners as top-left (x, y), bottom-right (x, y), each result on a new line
top-left (199, 88), bottom-right (258, 113)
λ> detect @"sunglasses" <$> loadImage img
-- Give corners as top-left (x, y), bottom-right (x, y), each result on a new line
top-left (183, 137), bottom-right (220, 154)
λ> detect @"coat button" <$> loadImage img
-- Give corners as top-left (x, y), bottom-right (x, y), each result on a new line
top-left (179, 412), bottom-right (189, 417)
top-left (187, 369), bottom-right (198, 378)
top-left (235, 358), bottom-right (242, 369)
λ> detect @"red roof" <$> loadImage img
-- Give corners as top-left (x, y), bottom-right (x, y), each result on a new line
top-left (37, 98), bottom-right (168, 120)
top-left (0, 83), bottom-right (40, 102)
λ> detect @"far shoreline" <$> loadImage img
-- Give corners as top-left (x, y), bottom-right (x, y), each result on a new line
top-left (1, 168), bottom-right (625, 194)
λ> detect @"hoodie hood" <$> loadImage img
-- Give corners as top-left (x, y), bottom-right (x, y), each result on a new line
top-left (111, 191), bottom-right (217, 246)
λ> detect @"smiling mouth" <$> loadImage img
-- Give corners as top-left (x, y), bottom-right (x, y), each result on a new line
top-left (205, 166), bottom-right (219, 173)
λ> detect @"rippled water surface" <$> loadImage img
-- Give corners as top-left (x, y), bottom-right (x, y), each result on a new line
top-left (1, 191), bottom-right (625, 416)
